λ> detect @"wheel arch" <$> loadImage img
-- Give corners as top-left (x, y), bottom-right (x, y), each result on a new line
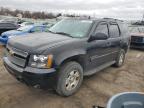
top-left (55, 50), bottom-right (86, 70)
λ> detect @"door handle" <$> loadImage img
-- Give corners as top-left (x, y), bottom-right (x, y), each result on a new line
top-left (106, 42), bottom-right (111, 46)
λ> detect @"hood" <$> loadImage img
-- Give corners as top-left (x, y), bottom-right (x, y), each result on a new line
top-left (1, 30), bottom-right (24, 37)
top-left (8, 32), bottom-right (74, 53)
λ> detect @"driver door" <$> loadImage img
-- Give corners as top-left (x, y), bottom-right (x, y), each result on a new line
top-left (87, 22), bottom-right (110, 71)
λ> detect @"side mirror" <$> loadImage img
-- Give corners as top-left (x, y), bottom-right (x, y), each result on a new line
top-left (89, 33), bottom-right (108, 41)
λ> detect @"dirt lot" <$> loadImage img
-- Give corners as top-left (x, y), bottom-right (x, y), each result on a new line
top-left (0, 47), bottom-right (144, 108)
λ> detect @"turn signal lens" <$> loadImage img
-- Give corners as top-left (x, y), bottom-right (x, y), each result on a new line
top-left (47, 55), bottom-right (53, 68)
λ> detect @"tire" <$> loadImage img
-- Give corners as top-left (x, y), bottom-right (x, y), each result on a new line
top-left (114, 49), bottom-right (126, 67)
top-left (56, 61), bottom-right (83, 97)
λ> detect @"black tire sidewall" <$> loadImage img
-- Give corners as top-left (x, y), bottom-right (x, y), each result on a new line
top-left (56, 62), bottom-right (83, 96)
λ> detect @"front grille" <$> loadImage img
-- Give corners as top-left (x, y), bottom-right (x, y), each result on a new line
top-left (131, 36), bottom-right (143, 43)
top-left (6, 46), bottom-right (28, 67)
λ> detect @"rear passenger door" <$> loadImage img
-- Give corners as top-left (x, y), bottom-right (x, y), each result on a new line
top-left (107, 22), bottom-right (121, 61)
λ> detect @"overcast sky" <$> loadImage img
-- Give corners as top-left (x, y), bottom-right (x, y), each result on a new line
top-left (0, 0), bottom-right (144, 20)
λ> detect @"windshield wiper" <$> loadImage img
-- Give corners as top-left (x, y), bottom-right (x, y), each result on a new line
top-left (55, 32), bottom-right (73, 38)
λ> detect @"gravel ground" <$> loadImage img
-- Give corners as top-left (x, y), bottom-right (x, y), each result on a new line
top-left (0, 47), bottom-right (144, 108)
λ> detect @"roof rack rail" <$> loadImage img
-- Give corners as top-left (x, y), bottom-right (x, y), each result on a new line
top-left (103, 18), bottom-right (123, 22)
top-left (65, 16), bottom-right (98, 20)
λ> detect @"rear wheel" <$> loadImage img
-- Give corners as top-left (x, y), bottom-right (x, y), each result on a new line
top-left (114, 49), bottom-right (126, 67)
top-left (56, 61), bottom-right (83, 96)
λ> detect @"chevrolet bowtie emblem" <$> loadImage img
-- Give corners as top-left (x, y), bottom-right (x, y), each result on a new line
top-left (9, 50), bottom-right (14, 56)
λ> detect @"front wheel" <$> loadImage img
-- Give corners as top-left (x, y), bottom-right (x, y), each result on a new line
top-left (114, 49), bottom-right (126, 67)
top-left (56, 61), bottom-right (83, 96)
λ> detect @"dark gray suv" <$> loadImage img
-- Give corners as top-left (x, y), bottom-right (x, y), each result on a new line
top-left (3, 18), bottom-right (130, 96)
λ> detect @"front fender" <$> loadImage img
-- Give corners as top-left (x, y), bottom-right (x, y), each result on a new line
top-left (54, 49), bottom-right (86, 66)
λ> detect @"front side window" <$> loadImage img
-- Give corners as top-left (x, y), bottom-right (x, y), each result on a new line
top-left (49, 19), bottom-right (93, 38)
top-left (95, 23), bottom-right (108, 35)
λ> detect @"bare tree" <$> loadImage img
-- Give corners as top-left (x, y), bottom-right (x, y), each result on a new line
top-left (0, 7), bottom-right (57, 19)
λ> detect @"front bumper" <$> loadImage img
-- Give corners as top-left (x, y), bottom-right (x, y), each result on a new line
top-left (3, 57), bottom-right (57, 89)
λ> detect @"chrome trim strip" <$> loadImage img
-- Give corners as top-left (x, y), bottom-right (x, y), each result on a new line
top-left (90, 51), bottom-right (118, 61)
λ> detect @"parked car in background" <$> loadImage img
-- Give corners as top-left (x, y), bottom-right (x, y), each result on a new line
top-left (19, 22), bottom-right (34, 27)
top-left (129, 26), bottom-right (144, 49)
top-left (3, 18), bottom-right (130, 96)
top-left (0, 17), bottom-right (18, 24)
top-left (0, 25), bottom-right (48, 45)
top-left (0, 22), bottom-right (18, 35)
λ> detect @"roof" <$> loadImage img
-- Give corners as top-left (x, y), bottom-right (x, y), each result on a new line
top-left (65, 17), bottom-right (124, 23)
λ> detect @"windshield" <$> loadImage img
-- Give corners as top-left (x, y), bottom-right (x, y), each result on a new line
top-left (17, 26), bottom-right (32, 31)
top-left (49, 19), bottom-right (92, 38)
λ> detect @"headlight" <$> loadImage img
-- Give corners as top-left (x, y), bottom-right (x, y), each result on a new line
top-left (29, 54), bottom-right (53, 68)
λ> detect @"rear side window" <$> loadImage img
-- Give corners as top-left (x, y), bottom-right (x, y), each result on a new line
top-left (109, 23), bottom-right (120, 38)
top-left (95, 23), bottom-right (108, 36)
